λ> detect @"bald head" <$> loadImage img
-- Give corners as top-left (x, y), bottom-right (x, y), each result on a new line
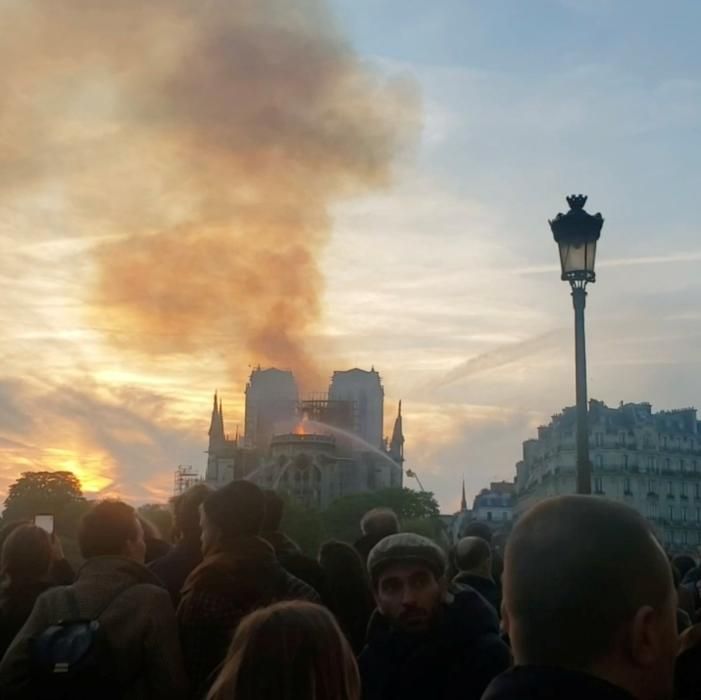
top-left (455, 536), bottom-right (492, 578)
top-left (504, 496), bottom-right (674, 670)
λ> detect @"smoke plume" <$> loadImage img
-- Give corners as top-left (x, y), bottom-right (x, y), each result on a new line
top-left (0, 0), bottom-right (417, 388)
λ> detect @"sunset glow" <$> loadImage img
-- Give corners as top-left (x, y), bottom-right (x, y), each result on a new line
top-left (2, 1), bottom-right (701, 512)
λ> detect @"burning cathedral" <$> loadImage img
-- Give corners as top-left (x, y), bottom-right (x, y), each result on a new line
top-left (203, 367), bottom-right (405, 509)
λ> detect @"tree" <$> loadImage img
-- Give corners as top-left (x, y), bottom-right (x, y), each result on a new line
top-left (2, 471), bottom-right (85, 535)
top-left (280, 495), bottom-right (323, 556)
top-left (322, 488), bottom-right (441, 544)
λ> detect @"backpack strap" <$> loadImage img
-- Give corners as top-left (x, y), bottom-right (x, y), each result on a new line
top-left (63, 582), bottom-right (138, 622)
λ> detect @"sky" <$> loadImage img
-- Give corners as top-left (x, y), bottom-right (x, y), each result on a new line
top-left (2, 0), bottom-right (701, 511)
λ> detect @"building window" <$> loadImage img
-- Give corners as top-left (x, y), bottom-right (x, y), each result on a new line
top-left (696, 508), bottom-right (701, 522)
top-left (680, 459), bottom-right (685, 472)
top-left (595, 433), bottom-right (603, 447)
top-left (619, 431), bottom-right (626, 446)
top-left (487, 511), bottom-right (492, 521)
top-left (683, 530), bottom-right (689, 545)
top-left (596, 455), bottom-right (604, 468)
top-left (669, 505), bottom-right (675, 521)
top-left (682, 507), bottom-right (688, 521)
top-left (624, 477), bottom-right (632, 494)
top-left (682, 482), bottom-right (688, 498)
top-left (696, 483), bottom-right (701, 500)
top-left (648, 479), bottom-right (657, 494)
top-left (668, 481), bottom-right (674, 497)
top-left (665, 458), bottom-right (671, 471)
top-left (662, 435), bottom-right (668, 448)
top-left (594, 477), bottom-right (604, 494)
top-left (647, 456), bottom-right (655, 471)
top-left (623, 454), bottom-right (629, 469)
top-left (502, 511), bottom-right (508, 521)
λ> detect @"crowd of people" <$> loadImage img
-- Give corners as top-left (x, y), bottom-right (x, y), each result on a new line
top-left (0, 482), bottom-right (700, 699)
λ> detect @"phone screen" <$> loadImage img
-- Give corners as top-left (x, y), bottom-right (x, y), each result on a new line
top-left (34, 514), bottom-right (55, 534)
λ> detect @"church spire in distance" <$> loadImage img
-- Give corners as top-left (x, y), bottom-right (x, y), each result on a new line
top-left (208, 391), bottom-right (224, 442)
top-left (390, 400), bottom-right (404, 464)
top-left (461, 477), bottom-right (467, 512)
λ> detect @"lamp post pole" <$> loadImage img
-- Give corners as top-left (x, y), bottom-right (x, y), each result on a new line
top-left (572, 286), bottom-right (591, 494)
top-left (549, 194), bottom-right (604, 495)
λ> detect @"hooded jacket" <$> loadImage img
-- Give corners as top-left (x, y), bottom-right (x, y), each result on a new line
top-left (482, 666), bottom-right (636, 700)
top-left (359, 586), bottom-right (511, 700)
top-left (0, 556), bottom-right (186, 700)
top-left (177, 535), bottom-right (319, 698)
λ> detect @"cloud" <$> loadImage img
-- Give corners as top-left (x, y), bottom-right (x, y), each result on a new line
top-left (0, 377), bottom-right (206, 503)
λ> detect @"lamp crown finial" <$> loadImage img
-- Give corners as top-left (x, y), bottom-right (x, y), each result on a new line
top-left (566, 194), bottom-right (588, 210)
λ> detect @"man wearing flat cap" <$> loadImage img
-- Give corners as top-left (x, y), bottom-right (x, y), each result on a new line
top-left (359, 533), bottom-right (511, 700)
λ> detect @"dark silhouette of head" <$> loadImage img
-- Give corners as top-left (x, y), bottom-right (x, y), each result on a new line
top-left (360, 507), bottom-right (399, 538)
top-left (79, 500), bottom-right (146, 563)
top-left (319, 540), bottom-right (374, 651)
top-left (207, 601), bottom-right (360, 700)
top-left (0, 524), bottom-right (52, 585)
top-left (201, 480), bottom-right (265, 554)
top-left (460, 521), bottom-right (493, 544)
top-left (0, 520), bottom-right (31, 556)
top-left (672, 554), bottom-right (696, 582)
top-left (455, 536), bottom-right (492, 578)
top-left (261, 489), bottom-right (285, 533)
top-left (172, 483), bottom-right (211, 543)
top-left (504, 496), bottom-right (677, 700)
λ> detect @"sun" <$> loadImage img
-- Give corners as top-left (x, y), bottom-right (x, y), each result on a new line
top-left (42, 449), bottom-right (114, 495)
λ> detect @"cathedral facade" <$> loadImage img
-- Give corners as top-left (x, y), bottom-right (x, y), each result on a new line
top-left (204, 367), bottom-right (404, 509)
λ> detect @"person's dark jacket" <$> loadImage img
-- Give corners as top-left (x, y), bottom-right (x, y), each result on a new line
top-left (354, 532), bottom-right (387, 566)
top-left (263, 530), bottom-right (326, 599)
top-left (177, 535), bottom-right (320, 698)
top-left (148, 540), bottom-right (202, 607)
top-left (676, 641), bottom-right (701, 700)
top-left (453, 572), bottom-right (502, 619)
top-left (0, 556), bottom-right (186, 699)
top-left (482, 666), bottom-right (635, 700)
top-left (359, 586), bottom-right (511, 700)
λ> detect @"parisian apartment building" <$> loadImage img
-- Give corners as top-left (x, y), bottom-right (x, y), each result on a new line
top-left (515, 400), bottom-right (701, 553)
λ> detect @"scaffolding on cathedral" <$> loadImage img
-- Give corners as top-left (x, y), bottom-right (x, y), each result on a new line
top-left (173, 464), bottom-right (201, 495)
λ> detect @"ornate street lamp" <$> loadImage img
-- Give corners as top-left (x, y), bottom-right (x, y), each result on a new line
top-left (549, 195), bottom-right (604, 494)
